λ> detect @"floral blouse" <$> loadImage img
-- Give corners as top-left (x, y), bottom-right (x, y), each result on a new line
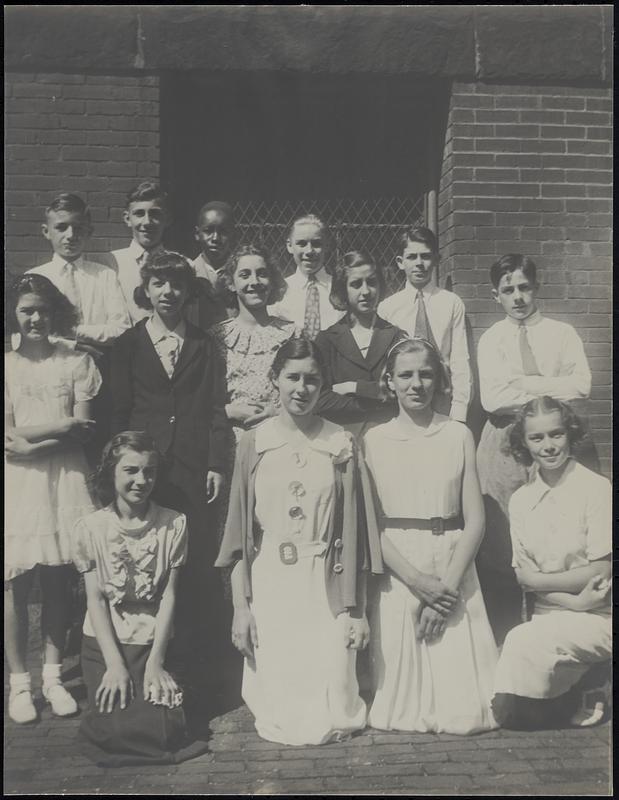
top-left (72, 503), bottom-right (187, 645)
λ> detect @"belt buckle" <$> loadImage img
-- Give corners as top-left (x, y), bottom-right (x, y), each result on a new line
top-left (430, 517), bottom-right (444, 536)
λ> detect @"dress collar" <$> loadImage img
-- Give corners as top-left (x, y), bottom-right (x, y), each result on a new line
top-left (505, 309), bottom-right (543, 328)
top-left (379, 412), bottom-right (450, 440)
top-left (404, 281), bottom-right (439, 299)
top-left (523, 457), bottom-right (577, 510)
top-left (289, 267), bottom-right (331, 289)
top-left (128, 240), bottom-right (164, 262)
top-left (255, 417), bottom-right (352, 460)
top-left (146, 314), bottom-right (186, 344)
top-left (212, 316), bottom-right (294, 355)
top-left (51, 253), bottom-right (84, 270)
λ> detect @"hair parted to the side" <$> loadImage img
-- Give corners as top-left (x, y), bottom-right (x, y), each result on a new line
top-left (509, 396), bottom-right (585, 466)
top-left (45, 192), bottom-right (91, 222)
top-left (219, 242), bottom-right (287, 307)
top-left (398, 225), bottom-right (438, 256)
top-left (133, 250), bottom-right (199, 309)
top-left (6, 272), bottom-right (79, 336)
top-left (90, 431), bottom-right (161, 507)
top-left (379, 337), bottom-right (451, 402)
top-left (269, 335), bottom-right (326, 383)
top-left (287, 213), bottom-right (328, 240)
top-left (126, 180), bottom-right (168, 209)
top-left (329, 249), bottom-right (385, 312)
top-left (489, 253), bottom-right (538, 289)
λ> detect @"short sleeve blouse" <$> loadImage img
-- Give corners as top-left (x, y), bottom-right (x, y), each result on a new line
top-left (72, 503), bottom-right (187, 645)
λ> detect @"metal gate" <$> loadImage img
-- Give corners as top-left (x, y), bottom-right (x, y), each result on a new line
top-left (233, 196), bottom-right (425, 296)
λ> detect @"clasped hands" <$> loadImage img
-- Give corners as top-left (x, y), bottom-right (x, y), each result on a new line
top-left (411, 574), bottom-right (460, 643)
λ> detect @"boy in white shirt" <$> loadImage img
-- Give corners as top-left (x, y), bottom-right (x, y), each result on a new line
top-left (378, 226), bottom-right (471, 422)
top-left (28, 193), bottom-right (131, 353)
top-left (268, 214), bottom-right (344, 337)
top-left (108, 181), bottom-right (170, 324)
top-left (476, 253), bottom-right (593, 642)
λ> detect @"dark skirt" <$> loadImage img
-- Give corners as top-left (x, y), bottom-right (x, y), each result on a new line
top-left (79, 635), bottom-right (209, 767)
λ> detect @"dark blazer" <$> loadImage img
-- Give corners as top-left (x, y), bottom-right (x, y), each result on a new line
top-left (315, 315), bottom-right (404, 425)
top-left (110, 319), bottom-right (229, 475)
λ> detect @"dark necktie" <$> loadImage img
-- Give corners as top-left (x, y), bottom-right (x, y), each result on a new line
top-left (518, 322), bottom-right (541, 376)
top-left (303, 279), bottom-right (321, 341)
top-left (414, 290), bottom-right (439, 352)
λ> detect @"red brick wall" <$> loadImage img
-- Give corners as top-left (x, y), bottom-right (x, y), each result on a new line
top-left (439, 82), bottom-right (612, 475)
top-left (5, 72), bottom-right (160, 271)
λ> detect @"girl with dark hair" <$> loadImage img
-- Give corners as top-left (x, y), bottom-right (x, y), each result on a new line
top-left (215, 336), bottom-right (383, 745)
top-left (5, 273), bottom-right (99, 724)
top-left (73, 431), bottom-right (208, 765)
top-left (364, 338), bottom-right (498, 734)
top-left (314, 250), bottom-right (405, 437)
top-left (492, 397), bottom-right (611, 729)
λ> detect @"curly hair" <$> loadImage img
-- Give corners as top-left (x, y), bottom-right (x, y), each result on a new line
top-left (269, 335), bottom-right (326, 384)
top-left (6, 272), bottom-right (80, 336)
top-left (133, 250), bottom-right (199, 310)
top-left (329, 249), bottom-right (385, 312)
top-left (89, 431), bottom-right (161, 508)
top-left (218, 242), bottom-right (287, 307)
top-left (379, 337), bottom-right (451, 403)
top-left (509, 396), bottom-right (586, 466)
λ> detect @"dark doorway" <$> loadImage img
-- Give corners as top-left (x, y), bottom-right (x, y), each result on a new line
top-left (160, 71), bottom-right (449, 290)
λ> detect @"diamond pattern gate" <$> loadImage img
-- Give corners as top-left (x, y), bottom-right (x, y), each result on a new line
top-left (233, 196), bottom-right (425, 297)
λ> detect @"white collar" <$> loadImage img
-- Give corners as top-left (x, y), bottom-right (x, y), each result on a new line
top-left (255, 417), bottom-right (352, 459)
top-left (146, 314), bottom-right (186, 343)
top-left (404, 281), bottom-right (439, 299)
top-left (522, 457), bottom-right (577, 510)
top-left (50, 253), bottom-right (85, 270)
top-left (505, 309), bottom-right (543, 328)
top-left (379, 412), bottom-right (449, 440)
top-left (289, 267), bottom-right (331, 289)
top-left (128, 240), bottom-right (164, 262)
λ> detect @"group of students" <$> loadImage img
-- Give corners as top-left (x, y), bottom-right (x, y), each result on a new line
top-left (4, 181), bottom-right (611, 766)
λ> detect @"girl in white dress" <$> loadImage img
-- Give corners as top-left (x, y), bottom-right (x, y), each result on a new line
top-left (215, 337), bottom-right (383, 745)
top-left (493, 397), bottom-right (611, 729)
top-left (5, 274), bottom-right (100, 724)
top-left (364, 338), bottom-right (498, 734)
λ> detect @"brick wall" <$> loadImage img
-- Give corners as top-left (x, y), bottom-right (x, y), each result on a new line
top-left (439, 82), bottom-right (612, 475)
top-left (5, 72), bottom-right (160, 271)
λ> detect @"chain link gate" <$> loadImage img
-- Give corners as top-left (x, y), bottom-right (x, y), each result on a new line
top-left (232, 196), bottom-right (425, 297)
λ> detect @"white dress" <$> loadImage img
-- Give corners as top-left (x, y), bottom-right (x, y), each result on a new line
top-left (4, 345), bottom-right (100, 581)
top-left (242, 418), bottom-right (367, 745)
top-left (364, 414), bottom-right (498, 734)
top-left (494, 459), bottom-right (612, 700)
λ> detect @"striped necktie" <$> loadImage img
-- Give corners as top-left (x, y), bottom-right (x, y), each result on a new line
top-left (518, 322), bottom-right (540, 375)
top-left (303, 279), bottom-right (321, 341)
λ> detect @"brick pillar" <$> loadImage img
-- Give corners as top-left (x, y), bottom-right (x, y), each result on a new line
top-left (5, 72), bottom-right (160, 271)
top-left (439, 82), bottom-right (612, 475)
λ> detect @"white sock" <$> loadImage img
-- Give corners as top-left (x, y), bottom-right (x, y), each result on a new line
top-left (42, 663), bottom-right (63, 687)
top-left (9, 672), bottom-right (31, 693)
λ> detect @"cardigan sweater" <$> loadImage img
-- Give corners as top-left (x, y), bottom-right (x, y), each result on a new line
top-left (214, 426), bottom-right (383, 617)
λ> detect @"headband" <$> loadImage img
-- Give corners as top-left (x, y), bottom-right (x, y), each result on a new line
top-left (385, 336), bottom-right (442, 362)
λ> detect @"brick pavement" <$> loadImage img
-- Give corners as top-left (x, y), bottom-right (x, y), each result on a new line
top-left (4, 605), bottom-right (611, 796)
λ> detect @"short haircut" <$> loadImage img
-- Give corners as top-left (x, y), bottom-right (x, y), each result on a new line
top-left (219, 242), bottom-right (287, 307)
top-left (90, 431), bottom-right (161, 507)
top-left (287, 213), bottom-right (328, 240)
top-left (329, 249), bottom-right (385, 312)
top-left (398, 225), bottom-right (438, 256)
top-left (509, 396), bottom-right (585, 466)
top-left (196, 200), bottom-right (235, 227)
top-left (126, 181), bottom-right (168, 209)
top-left (379, 337), bottom-right (451, 402)
top-left (6, 272), bottom-right (79, 336)
top-left (45, 192), bottom-right (91, 222)
top-left (269, 336), bottom-right (326, 384)
top-left (133, 250), bottom-right (199, 309)
top-left (490, 254), bottom-right (538, 289)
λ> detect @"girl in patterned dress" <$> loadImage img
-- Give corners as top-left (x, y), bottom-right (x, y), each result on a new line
top-left (5, 274), bottom-right (100, 724)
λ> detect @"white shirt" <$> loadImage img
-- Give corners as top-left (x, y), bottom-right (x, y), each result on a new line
top-left (110, 241), bottom-right (164, 324)
top-left (28, 254), bottom-right (131, 346)
top-left (378, 283), bottom-right (471, 422)
top-left (269, 267), bottom-right (345, 332)
top-left (191, 253), bottom-right (219, 287)
top-left (145, 315), bottom-right (186, 378)
top-left (508, 459), bottom-right (611, 614)
top-left (477, 312), bottom-right (592, 415)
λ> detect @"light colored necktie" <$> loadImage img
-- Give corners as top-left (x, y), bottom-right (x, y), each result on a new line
top-left (162, 334), bottom-right (180, 378)
top-left (63, 262), bottom-right (82, 322)
top-left (303, 279), bottom-right (321, 341)
top-left (414, 290), bottom-right (439, 352)
top-left (519, 322), bottom-right (541, 376)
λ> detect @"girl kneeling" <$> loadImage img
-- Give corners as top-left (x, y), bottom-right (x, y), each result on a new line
top-left (216, 337), bottom-right (383, 745)
top-left (493, 397), bottom-right (611, 729)
top-left (73, 432), bottom-right (208, 766)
